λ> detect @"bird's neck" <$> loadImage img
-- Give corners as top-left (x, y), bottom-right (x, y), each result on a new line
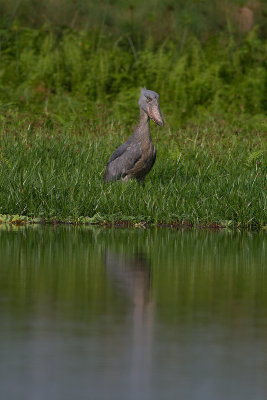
top-left (134, 109), bottom-right (151, 141)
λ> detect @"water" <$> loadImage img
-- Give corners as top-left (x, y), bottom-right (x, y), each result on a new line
top-left (0, 226), bottom-right (266, 400)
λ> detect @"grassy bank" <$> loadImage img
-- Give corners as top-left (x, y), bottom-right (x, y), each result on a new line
top-left (0, 27), bottom-right (266, 228)
top-left (0, 112), bottom-right (265, 229)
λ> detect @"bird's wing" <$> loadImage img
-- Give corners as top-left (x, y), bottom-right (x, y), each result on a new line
top-left (108, 141), bottom-right (130, 163)
top-left (104, 141), bottom-right (142, 182)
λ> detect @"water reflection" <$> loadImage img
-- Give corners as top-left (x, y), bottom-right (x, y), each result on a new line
top-left (105, 250), bottom-right (151, 307)
top-left (0, 226), bottom-right (266, 400)
top-left (105, 251), bottom-right (153, 398)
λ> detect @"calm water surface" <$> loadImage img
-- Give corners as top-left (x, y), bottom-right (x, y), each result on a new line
top-left (0, 226), bottom-right (266, 400)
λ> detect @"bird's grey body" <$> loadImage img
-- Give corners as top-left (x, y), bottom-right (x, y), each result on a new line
top-left (104, 88), bottom-right (163, 183)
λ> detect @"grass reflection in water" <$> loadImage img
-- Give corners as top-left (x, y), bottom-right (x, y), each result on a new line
top-left (0, 226), bottom-right (266, 400)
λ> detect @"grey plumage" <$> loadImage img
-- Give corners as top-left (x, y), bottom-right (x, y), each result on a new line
top-left (104, 87), bottom-right (163, 183)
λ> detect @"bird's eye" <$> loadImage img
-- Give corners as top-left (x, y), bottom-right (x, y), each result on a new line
top-left (146, 96), bottom-right (152, 103)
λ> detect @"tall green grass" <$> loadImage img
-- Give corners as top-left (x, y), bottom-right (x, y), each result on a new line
top-left (0, 113), bottom-right (265, 228)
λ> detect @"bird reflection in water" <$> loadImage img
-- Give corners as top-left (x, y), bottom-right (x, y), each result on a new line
top-left (104, 250), bottom-right (154, 398)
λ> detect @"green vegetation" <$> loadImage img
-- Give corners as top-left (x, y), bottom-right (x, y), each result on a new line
top-left (0, 12), bottom-right (266, 228)
top-left (1, 26), bottom-right (267, 124)
top-left (1, 0), bottom-right (267, 41)
top-left (0, 110), bottom-right (265, 228)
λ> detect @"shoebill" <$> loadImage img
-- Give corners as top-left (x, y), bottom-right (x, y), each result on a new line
top-left (104, 88), bottom-right (164, 183)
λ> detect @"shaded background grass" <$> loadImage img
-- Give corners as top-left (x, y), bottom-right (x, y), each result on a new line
top-left (1, 0), bottom-right (267, 40)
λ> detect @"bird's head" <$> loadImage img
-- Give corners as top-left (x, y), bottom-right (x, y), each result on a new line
top-left (138, 87), bottom-right (164, 127)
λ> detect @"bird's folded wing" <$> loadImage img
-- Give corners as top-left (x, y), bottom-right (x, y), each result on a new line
top-left (108, 141), bottom-right (130, 163)
top-left (105, 142), bottom-right (142, 180)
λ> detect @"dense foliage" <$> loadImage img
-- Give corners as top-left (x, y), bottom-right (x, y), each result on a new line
top-left (0, 26), bottom-right (267, 125)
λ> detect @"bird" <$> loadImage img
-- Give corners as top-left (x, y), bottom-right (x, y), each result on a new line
top-left (104, 87), bottom-right (164, 183)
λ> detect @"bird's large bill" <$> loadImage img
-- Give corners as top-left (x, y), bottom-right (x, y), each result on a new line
top-left (148, 104), bottom-right (164, 127)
